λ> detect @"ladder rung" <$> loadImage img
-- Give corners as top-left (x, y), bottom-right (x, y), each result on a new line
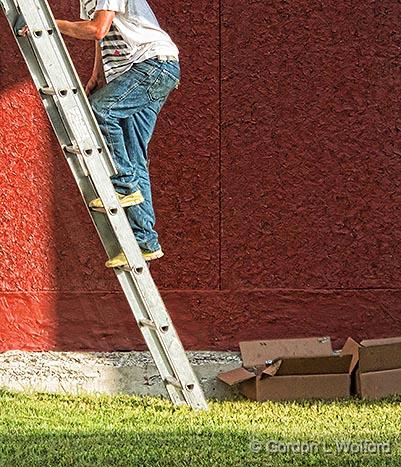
top-left (64, 145), bottom-right (81, 155)
top-left (90, 205), bottom-right (119, 215)
top-left (138, 318), bottom-right (157, 330)
top-left (40, 86), bottom-right (56, 96)
top-left (164, 376), bottom-right (182, 389)
top-left (40, 86), bottom-right (75, 97)
top-left (121, 264), bottom-right (145, 274)
top-left (65, 146), bottom-right (98, 157)
top-left (64, 146), bottom-right (89, 177)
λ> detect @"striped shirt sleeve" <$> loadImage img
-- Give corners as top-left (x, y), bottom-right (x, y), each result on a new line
top-left (79, 0), bottom-right (89, 20)
top-left (95, 0), bottom-right (126, 13)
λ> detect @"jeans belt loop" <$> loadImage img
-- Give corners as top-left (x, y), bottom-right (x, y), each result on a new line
top-left (155, 54), bottom-right (177, 62)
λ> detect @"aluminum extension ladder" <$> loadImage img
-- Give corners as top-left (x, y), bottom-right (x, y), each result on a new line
top-left (1, 0), bottom-right (207, 410)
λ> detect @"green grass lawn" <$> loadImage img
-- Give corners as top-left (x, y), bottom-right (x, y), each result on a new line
top-left (0, 391), bottom-right (400, 466)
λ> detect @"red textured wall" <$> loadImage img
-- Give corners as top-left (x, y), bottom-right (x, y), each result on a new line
top-left (1, 1), bottom-right (401, 352)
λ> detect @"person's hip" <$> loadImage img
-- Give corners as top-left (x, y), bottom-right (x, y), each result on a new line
top-left (140, 55), bottom-right (180, 81)
top-left (129, 56), bottom-right (180, 100)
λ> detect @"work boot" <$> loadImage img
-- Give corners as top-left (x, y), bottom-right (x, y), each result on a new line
top-left (105, 248), bottom-right (164, 268)
top-left (89, 190), bottom-right (144, 211)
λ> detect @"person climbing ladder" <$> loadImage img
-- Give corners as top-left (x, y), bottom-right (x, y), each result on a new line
top-left (56, 0), bottom-right (180, 267)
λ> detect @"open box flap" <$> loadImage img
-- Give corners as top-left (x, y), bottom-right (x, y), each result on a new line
top-left (261, 359), bottom-right (283, 377)
top-left (340, 337), bottom-right (360, 373)
top-left (218, 367), bottom-right (256, 386)
top-left (239, 337), bottom-right (333, 368)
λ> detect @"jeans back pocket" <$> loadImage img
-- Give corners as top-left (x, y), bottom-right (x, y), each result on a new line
top-left (148, 66), bottom-right (180, 101)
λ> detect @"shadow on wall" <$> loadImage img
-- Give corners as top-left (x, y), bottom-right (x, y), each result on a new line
top-left (0, 12), bottom-right (61, 349)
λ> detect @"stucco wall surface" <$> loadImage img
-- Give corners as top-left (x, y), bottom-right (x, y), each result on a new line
top-left (1, 1), bottom-right (401, 351)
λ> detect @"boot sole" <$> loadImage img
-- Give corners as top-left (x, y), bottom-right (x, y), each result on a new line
top-left (90, 198), bottom-right (144, 213)
top-left (105, 250), bottom-right (164, 269)
top-left (143, 250), bottom-right (164, 262)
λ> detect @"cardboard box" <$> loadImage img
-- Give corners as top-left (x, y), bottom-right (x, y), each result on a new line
top-left (218, 337), bottom-right (357, 401)
top-left (342, 337), bottom-right (401, 399)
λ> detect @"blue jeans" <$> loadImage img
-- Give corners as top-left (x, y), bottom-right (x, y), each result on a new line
top-left (89, 58), bottom-right (180, 253)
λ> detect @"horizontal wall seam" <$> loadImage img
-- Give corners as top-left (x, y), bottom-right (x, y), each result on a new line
top-left (1, 287), bottom-right (401, 294)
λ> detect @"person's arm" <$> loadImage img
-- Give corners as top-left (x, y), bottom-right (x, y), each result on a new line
top-left (55, 10), bottom-right (113, 95)
top-left (85, 41), bottom-right (106, 95)
top-left (56, 10), bottom-right (115, 41)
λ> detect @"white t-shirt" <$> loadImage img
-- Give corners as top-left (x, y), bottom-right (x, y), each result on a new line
top-left (80, 0), bottom-right (179, 83)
